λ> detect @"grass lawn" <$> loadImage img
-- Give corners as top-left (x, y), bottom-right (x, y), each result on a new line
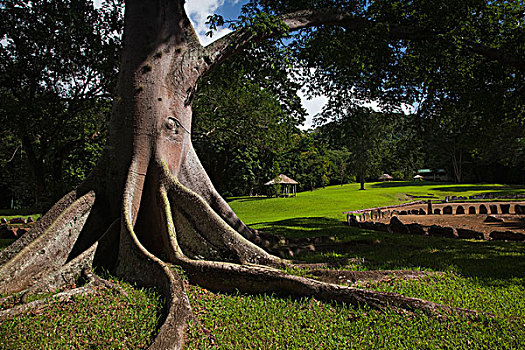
top-left (0, 209), bottom-right (42, 222)
top-left (228, 181), bottom-right (525, 224)
top-left (1, 182), bottom-right (524, 349)
top-left (188, 182), bottom-right (525, 349)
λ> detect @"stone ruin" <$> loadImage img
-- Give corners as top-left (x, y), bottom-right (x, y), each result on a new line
top-left (0, 217), bottom-right (36, 240)
top-left (345, 201), bottom-right (525, 242)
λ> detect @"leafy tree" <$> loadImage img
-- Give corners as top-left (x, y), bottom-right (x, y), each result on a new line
top-left (275, 132), bottom-right (331, 191)
top-left (319, 103), bottom-right (395, 190)
top-left (326, 148), bottom-right (352, 185)
top-left (1, 1), bottom-right (523, 347)
top-left (192, 43), bottom-right (305, 196)
top-left (284, 0), bottom-right (524, 184)
top-left (0, 0), bottom-right (122, 208)
top-left (383, 112), bottom-right (425, 180)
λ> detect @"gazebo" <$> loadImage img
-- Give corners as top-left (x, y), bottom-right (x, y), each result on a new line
top-left (413, 174), bottom-right (424, 181)
top-left (264, 174), bottom-right (298, 197)
top-left (378, 173), bottom-right (393, 181)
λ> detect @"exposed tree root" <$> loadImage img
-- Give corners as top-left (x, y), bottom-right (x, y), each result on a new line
top-left (0, 284), bottom-right (101, 321)
top-left (115, 163), bottom-right (193, 350)
top-left (158, 164), bottom-right (489, 320)
top-left (305, 269), bottom-right (436, 287)
top-left (178, 146), bottom-right (258, 241)
top-left (176, 259), bottom-right (485, 319)
top-left (164, 163), bottom-right (283, 267)
top-left (0, 190), bottom-right (79, 265)
top-left (0, 191), bottom-right (96, 294)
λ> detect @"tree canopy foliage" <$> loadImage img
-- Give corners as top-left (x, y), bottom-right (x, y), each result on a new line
top-left (1, 0), bottom-right (524, 208)
top-left (0, 0), bottom-right (123, 208)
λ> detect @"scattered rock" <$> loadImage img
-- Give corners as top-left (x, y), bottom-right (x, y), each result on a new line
top-left (456, 228), bottom-right (484, 240)
top-left (9, 217), bottom-right (26, 224)
top-left (428, 225), bottom-right (455, 238)
top-left (277, 247), bottom-right (294, 258)
top-left (15, 228), bottom-right (28, 237)
top-left (0, 225), bottom-right (16, 239)
top-left (26, 216), bottom-right (34, 223)
top-left (406, 223), bottom-right (426, 235)
top-left (371, 222), bottom-right (390, 233)
top-left (484, 215), bottom-right (504, 223)
top-left (359, 222), bottom-right (377, 231)
top-left (489, 231), bottom-right (525, 241)
top-left (293, 244), bottom-right (316, 256)
top-left (389, 216), bottom-right (409, 234)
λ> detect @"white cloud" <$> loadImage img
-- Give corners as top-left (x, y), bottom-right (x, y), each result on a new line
top-left (185, 0), bottom-right (240, 46)
top-left (297, 90), bottom-right (328, 130)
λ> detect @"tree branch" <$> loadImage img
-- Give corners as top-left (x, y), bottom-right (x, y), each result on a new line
top-left (202, 9), bottom-right (368, 69)
top-left (201, 8), bottom-right (524, 73)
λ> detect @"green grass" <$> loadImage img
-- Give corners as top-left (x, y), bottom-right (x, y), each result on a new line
top-left (184, 182), bottom-right (525, 349)
top-left (0, 276), bottom-right (164, 349)
top-left (1, 182), bottom-right (525, 349)
top-left (185, 224), bottom-right (525, 349)
top-left (228, 181), bottom-right (525, 224)
top-left (186, 286), bottom-right (523, 349)
top-left (0, 209), bottom-right (42, 221)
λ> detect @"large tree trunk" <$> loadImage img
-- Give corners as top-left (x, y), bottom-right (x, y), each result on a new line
top-left (0, 2), bottom-right (491, 348)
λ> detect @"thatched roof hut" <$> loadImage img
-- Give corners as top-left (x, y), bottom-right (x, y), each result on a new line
top-left (378, 173), bottom-right (393, 181)
top-left (264, 174), bottom-right (298, 197)
top-left (413, 174), bottom-right (424, 181)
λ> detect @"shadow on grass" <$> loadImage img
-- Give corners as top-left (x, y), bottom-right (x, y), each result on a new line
top-left (0, 238), bottom-right (14, 249)
top-left (0, 209), bottom-right (41, 216)
top-left (252, 217), bottom-right (525, 284)
top-left (225, 196), bottom-right (270, 203)
top-left (369, 181), bottom-right (447, 188)
top-left (429, 186), bottom-right (524, 193)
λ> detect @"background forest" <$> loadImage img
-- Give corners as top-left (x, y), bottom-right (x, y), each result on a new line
top-left (1, 0), bottom-right (524, 210)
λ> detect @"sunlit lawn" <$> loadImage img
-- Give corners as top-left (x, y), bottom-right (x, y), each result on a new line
top-left (228, 181), bottom-right (525, 224)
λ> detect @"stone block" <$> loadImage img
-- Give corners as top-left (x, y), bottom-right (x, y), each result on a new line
top-left (406, 223), bottom-right (426, 235)
top-left (9, 217), bottom-right (25, 224)
top-left (489, 231), bottom-right (525, 241)
top-left (428, 225), bottom-right (455, 238)
top-left (456, 228), bottom-right (484, 240)
top-left (389, 216), bottom-right (408, 234)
